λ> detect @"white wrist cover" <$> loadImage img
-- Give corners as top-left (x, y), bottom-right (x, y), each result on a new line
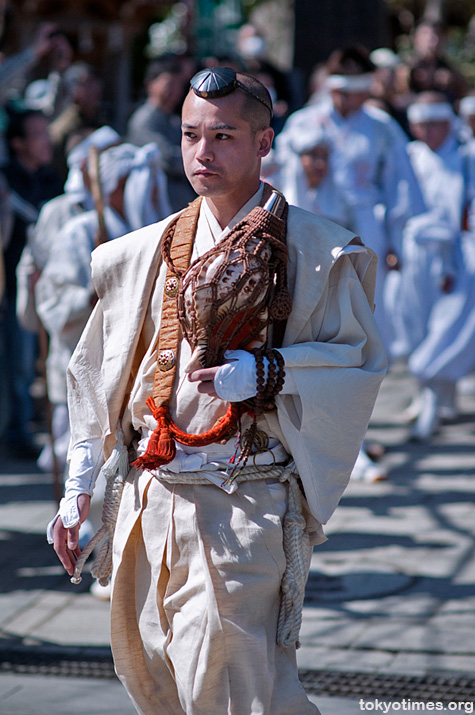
top-left (46, 438), bottom-right (104, 543)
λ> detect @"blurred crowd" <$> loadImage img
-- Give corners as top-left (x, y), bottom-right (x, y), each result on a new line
top-left (0, 17), bottom-right (475, 491)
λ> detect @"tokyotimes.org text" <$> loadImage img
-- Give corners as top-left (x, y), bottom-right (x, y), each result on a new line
top-left (359, 699), bottom-right (474, 713)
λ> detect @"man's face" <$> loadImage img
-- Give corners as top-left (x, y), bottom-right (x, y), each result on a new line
top-left (13, 114), bottom-right (53, 169)
top-left (149, 72), bottom-right (184, 112)
top-left (414, 24), bottom-right (444, 60)
top-left (300, 144), bottom-right (329, 188)
top-left (410, 119), bottom-right (450, 151)
top-left (73, 73), bottom-right (102, 113)
top-left (331, 89), bottom-right (368, 117)
top-left (181, 90), bottom-right (273, 203)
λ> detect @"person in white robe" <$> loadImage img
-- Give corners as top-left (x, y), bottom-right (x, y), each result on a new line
top-left (397, 94), bottom-right (475, 439)
top-left (273, 126), bottom-right (352, 228)
top-left (275, 46), bottom-right (425, 355)
top-left (16, 126), bottom-right (121, 334)
top-left (49, 70), bottom-right (387, 714)
top-left (29, 125), bottom-right (121, 273)
top-left (15, 126), bottom-right (121, 473)
top-left (458, 93), bottom-right (475, 139)
top-left (273, 127), bottom-right (387, 482)
top-left (35, 141), bottom-right (170, 472)
top-left (39, 141), bottom-right (170, 598)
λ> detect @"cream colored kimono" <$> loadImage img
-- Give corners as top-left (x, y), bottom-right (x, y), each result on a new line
top-left (66, 186), bottom-right (387, 714)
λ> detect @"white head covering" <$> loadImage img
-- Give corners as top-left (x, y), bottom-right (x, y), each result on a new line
top-left (123, 143), bottom-right (172, 229)
top-left (407, 102), bottom-right (455, 124)
top-left (67, 126), bottom-right (121, 168)
top-left (326, 73), bottom-right (373, 93)
top-left (64, 126), bottom-right (121, 200)
top-left (99, 142), bottom-right (172, 230)
top-left (99, 143), bottom-right (139, 195)
top-left (459, 95), bottom-right (475, 118)
top-left (23, 79), bottom-right (56, 112)
top-left (370, 48), bottom-right (401, 69)
top-left (289, 126), bottom-right (331, 155)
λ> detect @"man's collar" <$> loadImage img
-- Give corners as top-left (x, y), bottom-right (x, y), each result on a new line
top-left (202, 182), bottom-right (265, 241)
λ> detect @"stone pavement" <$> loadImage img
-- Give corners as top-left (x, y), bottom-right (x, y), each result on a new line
top-left (1, 365), bottom-right (474, 714)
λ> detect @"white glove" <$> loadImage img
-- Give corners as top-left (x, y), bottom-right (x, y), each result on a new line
top-left (214, 350), bottom-right (268, 402)
top-left (214, 349), bottom-right (296, 402)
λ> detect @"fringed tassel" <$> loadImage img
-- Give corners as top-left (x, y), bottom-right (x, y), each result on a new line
top-left (131, 398), bottom-right (176, 470)
top-left (71, 427), bottom-right (129, 586)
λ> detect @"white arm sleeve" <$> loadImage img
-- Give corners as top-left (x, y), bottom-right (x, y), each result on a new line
top-left (46, 438), bottom-right (104, 543)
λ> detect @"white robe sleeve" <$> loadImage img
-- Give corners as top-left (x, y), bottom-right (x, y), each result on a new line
top-left (35, 219), bottom-right (96, 336)
top-left (66, 301), bottom-right (110, 451)
top-left (379, 128), bottom-right (425, 255)
top-left (269, 249), bottom-right (388, 524)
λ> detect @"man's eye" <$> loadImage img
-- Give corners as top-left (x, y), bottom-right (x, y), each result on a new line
top-left (216, 133), bottom-right (230, 140)
top-left (183, 132), bottom-right (197, 139)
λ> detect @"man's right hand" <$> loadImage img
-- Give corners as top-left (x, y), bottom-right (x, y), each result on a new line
top-left (53, 494), bottom-right (91, 577)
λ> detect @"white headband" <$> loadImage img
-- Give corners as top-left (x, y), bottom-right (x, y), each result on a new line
top-left (407, 102), bottom-right (454, 124)
top-left (326, 73), bottom-right (373, 93)
top-left (459, 96), bottom-right (475, 118)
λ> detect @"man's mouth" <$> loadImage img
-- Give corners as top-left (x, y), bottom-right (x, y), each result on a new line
top-left (194, 168), bottom-right (218, 177)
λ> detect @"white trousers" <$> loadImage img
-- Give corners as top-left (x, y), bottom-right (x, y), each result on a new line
top-left (111, 473), bottom-right (318, 715)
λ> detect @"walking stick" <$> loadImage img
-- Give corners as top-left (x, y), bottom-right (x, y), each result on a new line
top-left (87, 145), bottom-right (108, 246)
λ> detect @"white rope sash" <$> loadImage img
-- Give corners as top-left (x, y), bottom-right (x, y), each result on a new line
top-left (70, 428), bottom-right (310, 648)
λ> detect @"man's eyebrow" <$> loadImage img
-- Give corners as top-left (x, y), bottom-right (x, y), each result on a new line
top-left (181, 122), bottom-right (238, 131)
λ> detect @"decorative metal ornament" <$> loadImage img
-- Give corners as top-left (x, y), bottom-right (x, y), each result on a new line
top-left (164, 277), bottom-right (179, 298)
top-left (158, 349), bottom-right (176, 371)
top-left (190, 66), bottom-right (273, 117)
top-left (190, 67), bottom-right (237, 99)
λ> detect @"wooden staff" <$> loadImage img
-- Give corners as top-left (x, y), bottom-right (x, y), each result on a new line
top-left (87, 145), bottom-right (108, 246)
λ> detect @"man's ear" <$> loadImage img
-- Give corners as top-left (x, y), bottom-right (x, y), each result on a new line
top-left (256, 127), bottom-right (274, 158)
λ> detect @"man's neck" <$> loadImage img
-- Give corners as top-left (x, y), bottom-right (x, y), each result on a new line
top-left (204, 180), bottom-right (262, 230)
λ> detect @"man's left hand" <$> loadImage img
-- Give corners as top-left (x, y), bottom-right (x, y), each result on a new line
top-left (187, 366), bottom-right (221, 397)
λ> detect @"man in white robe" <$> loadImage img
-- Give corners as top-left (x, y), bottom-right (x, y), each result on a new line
top-left (397, 93), bottom-right (475, 439)
top-left (272, 125), bottom-right (388, 483)
top-left (50, 70), bottom-right (387, 714)
top-left (35, 141), bottom-right (170, 474)
top-left (272, 126), bottom-right (352, 229)
top-left (27, 125), bottom-right (121, 273)
top-left (15, 126), bottom-right (120, 472)
top-left (275, 47), bottom-right (425, 354)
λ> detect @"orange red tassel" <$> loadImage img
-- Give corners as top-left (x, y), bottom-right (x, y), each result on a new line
top-left (132, 398), bottom-right (176, 470)
top-left (132, 398), bottom-right (241, 471)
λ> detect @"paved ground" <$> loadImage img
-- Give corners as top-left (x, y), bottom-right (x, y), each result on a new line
top-left (1, 365), bottom-right (474, 714)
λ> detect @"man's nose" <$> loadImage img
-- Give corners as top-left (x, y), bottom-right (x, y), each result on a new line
top-left (196, 138), bottom-right (213, 161)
